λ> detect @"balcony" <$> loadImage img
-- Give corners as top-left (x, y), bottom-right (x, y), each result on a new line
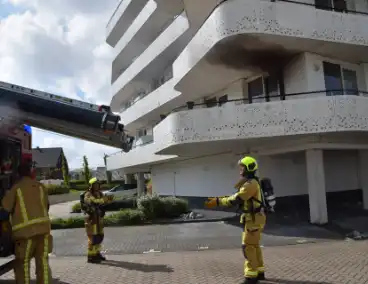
top-left (119, 79), bottom-right (184, 131)
top-left (111, 2), bottom-right (184, 83)
top-left (153, 91), bottom-right (368, 156)
top-left (106, 0), bottom-right (149, 47)
top-left (110, 12), bottom-right (190, 111)
top-left (172, 0), bottom-right (368, 98)
top-left (106, 140), bottom-right (177, 172)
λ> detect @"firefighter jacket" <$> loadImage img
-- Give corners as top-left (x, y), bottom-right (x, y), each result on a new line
top-left (84, 191), bottom-right (109, 235)
top-left (218, 178), bottom-right (265, 227)
top-left (1, 177), bottom-right (51, 240)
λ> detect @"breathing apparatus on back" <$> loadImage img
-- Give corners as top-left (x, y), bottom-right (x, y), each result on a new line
top-left (237, 156), bottom-right (276, 213)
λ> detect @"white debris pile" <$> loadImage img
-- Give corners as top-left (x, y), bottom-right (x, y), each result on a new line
top-left (180, 211), bottom-right (204, 220)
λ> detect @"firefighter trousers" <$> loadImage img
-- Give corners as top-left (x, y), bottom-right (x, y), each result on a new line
top-left (14, 234), bottom-right (53, 284)
top-left (241, 213), bottom-right (266, 279)
top-left (87, 233), bottom-right (104, 257)
top-left (86, 216), bottom-right (104, 257)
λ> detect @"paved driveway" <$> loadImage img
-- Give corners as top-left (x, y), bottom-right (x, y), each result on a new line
top-left (1, 240), bottom-right (367, 283)
top-left (51, 221), bottom-right (342, 256)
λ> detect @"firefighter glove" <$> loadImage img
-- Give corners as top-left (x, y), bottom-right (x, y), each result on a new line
top-left (204, 197), bottom-right (219, 209)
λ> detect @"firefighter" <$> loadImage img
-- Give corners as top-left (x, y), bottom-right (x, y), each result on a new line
top-left (205, 156), bottom-right (266, 284)
top-left (1, 159), bottom-right (52, 284)
top-left (84, 177), bottom-right (113, 263)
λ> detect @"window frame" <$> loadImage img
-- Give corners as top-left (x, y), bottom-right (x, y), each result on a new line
top-left (322, 61), bottom-right (358, 96)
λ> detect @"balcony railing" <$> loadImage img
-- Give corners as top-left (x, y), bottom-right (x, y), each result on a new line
top-left (119, 73), bottom-right (173, 113)
top-left (107, 0), bottom-right (125, 28)
top-left (158, 89), bottom-right (367, 118)
top-left (271, 0), bottom-right (368, 15)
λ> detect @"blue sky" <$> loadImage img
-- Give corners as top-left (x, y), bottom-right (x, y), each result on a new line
top-left (0, 0), bottom-right (120, 169)
top-left (0, 2), bottom-right (17, 17)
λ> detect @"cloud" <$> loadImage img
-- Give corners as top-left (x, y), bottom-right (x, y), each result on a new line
top-left (0, 0), bottom-right (121, 169)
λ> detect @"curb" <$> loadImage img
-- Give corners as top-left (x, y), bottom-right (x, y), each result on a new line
top-left (145, 216), bottom-right (236, 226)
top-left (51, 216), bottom-right (237, 230)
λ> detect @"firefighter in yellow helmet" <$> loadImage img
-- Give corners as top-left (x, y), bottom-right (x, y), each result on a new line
top-left (205, 156), bottom-right (266, 284)
top-left (1, 159), bottom-right (52, 284)
top-left (83, 177), bottom-right (113, 263)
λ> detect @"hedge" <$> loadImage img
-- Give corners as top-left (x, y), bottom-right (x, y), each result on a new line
top-left (45, 184), bottom-right (70, 195)
top-left (137, 195), bottom-right (189, 220)
top-left (52, 195), bottom-right (189, 229)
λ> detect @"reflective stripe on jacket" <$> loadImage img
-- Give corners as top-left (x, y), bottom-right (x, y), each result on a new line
top-left (2, 177), bottom-right (51, 240)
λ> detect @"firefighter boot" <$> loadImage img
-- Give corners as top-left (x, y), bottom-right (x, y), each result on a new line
top-left (241, 278), bottom-right (258, 284)
top-left (257, 272), bottom-right (265, 280)
top-left (88, 255), bottom-right (101, 264)
top-left (97, 252), bottom-right (106, 261)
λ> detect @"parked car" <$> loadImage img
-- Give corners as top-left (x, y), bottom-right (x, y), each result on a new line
top-left (102, 184), bottom-right (137, 199)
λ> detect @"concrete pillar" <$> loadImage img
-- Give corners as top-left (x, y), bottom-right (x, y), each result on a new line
top-left (136, 172), bottom-right (145, 197)
top-left (306, 149), bottom-right (328, 224)
top-left (358, 150), bottom-right (368, 210)
top-left (124, 174), bottom-right (134, 184)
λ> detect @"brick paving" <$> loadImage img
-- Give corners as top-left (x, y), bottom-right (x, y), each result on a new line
top-left (1, 240), bottom-right (367, 283)
top-left (51, 222), bottom-right (342, 256)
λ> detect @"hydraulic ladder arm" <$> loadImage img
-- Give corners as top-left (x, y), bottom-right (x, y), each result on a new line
top-left (0, 81), bottom-right (134, 152)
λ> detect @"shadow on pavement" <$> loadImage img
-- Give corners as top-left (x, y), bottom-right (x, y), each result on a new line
top-left (265, 279), bottom-right (332, 284)
top-left (100, 260), bottom-right (174, 272)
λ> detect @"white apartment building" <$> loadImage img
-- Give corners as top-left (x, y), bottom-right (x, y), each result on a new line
top-left (105, 0), bottom-right (368, 224)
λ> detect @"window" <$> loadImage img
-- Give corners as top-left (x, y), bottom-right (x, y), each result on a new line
top-left (342, 69), bottom-right (358, 95)
top-left (248, 77), bottom-right (264, 103)
top-left (137, 129), bottom-right (147, 138)
top-left (323, 61), bottom-right (358, 96)
top-left (323, 62), bottom-right (342, 96)
top-left (315, 0), bottom-right (347, 12)
top-left (248, 75), bottom-right (279, 103)
top-left (264, 76), bottom-right (279, 100)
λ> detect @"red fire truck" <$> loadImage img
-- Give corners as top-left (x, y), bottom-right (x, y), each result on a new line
top-left (0, 81), bottom-right (134, 275)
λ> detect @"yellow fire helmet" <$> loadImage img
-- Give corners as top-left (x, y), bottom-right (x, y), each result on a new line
top-left (89, 177), bottom-right (99, 185)
top-left (238, 156), bottom-right (258, 172)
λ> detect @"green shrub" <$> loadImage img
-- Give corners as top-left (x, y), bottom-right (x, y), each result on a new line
top-left (105, 209), bottom-right (145, 226)
top-left (53, 195), bottom-right (189, 230)
top-left (137, 194), bottom-right (189, 220)
top-left (51, 216), bottom-right (85, 230)
top-left (45, 184), bottom-right (70, 195)
top-left (160, 196), bottom-right (189, 218)
top-left (51, 209), bottom-right (144, 229)
top-left (71, 202), bottom-right (82, 213)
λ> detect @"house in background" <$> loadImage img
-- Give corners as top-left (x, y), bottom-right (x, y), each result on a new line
top-left (32, 147), bottom-right (65, 180)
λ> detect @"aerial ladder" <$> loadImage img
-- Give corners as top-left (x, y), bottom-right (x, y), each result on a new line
top-left (0, 80), bottom-right (134, 275)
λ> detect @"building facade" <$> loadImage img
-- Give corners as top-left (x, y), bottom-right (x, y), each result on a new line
top-left (105, 0), bottom-right (368, 224)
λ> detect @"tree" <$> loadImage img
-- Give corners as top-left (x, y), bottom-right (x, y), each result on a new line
top-left (82, 155), bottom-right (91, 184)
top-left (61, 151), bottom-right (70, 186)
top-left (103, 154), bottom-right (112, 185)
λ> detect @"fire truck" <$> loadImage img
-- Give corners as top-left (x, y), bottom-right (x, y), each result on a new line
top-left (0, 81), bottom-right (134, 275)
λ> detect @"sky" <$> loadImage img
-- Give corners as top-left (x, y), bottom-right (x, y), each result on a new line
top-left (0, 0), bottom-right (122, 169)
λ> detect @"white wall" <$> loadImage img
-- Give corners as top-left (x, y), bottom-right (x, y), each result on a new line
top-left (151, 150), bottom-right (361, 198)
